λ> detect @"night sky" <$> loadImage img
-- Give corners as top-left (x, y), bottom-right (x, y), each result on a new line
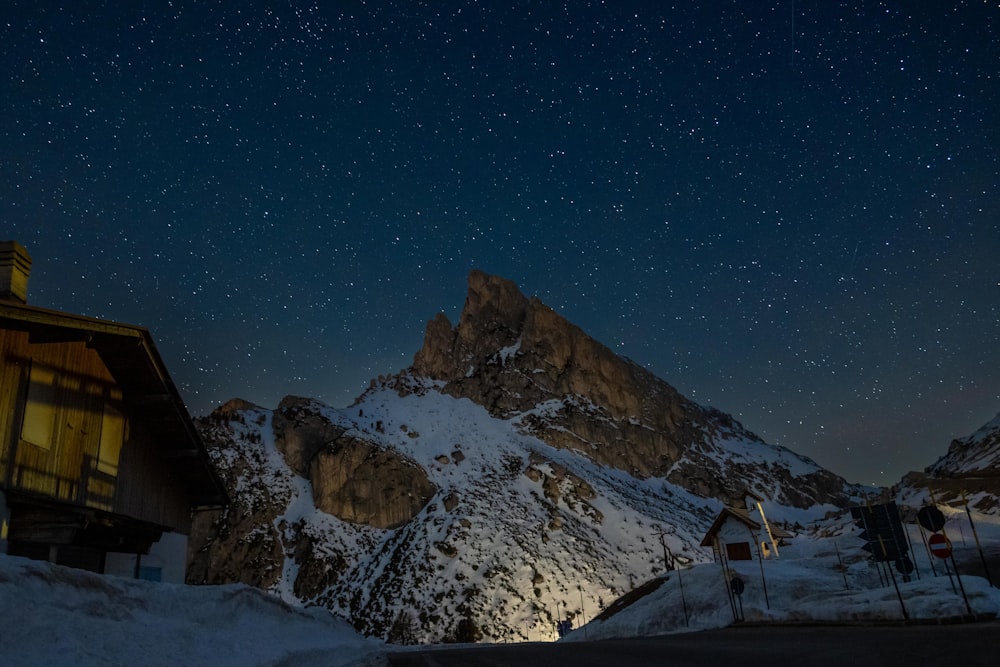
top-left (3, 1), bottom-right (998, 486)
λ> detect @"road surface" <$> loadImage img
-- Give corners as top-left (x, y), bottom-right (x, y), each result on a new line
top-left (386, 621), bottom-right (999, 667)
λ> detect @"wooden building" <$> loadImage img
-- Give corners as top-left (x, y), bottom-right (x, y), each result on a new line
top-left (0, 241), bottom-right (226, 581)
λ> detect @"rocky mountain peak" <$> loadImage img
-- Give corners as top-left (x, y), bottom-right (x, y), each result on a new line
top-left (413, 270), bottom-right (529, 381)
top-left (410, 271), bottom-right (848, 507)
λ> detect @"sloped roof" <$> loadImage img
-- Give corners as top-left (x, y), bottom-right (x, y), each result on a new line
top-left (699, 506), bottom-right (792, 547)
top-left (0, 300), bottom-right (227, 508)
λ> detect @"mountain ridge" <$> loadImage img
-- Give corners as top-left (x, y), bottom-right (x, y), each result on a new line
top-left (408, 270), bottom-right (852, 507)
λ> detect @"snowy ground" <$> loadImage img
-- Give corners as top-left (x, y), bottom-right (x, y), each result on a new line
top-left (564, 507), bottom-right (1000, 641)
top-left (0, 554), bottom-right (387, 667)
top-left (2, 506), bottom-right (997, 666)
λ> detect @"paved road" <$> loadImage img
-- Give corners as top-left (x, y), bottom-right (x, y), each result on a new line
top-left (386, 621), bottom-right (999, 667)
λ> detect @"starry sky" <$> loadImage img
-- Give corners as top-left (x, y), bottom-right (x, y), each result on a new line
top-left (3, 1), bottom-right (998, 486)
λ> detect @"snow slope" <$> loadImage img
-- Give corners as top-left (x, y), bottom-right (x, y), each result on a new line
top-left (4, 510), bottom-right (998, 666)
top-left (196, 378), bottom-right (856, 643)
top-left (0, 553), bottom-right (386, 667)
top-left (566, 510), bottom-right (1000, 641)
top-left (927, 411), bottom-right (1000, 476)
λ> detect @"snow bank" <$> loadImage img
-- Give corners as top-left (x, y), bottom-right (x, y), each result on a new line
top-left (0, 554), bottom-right (386, 667)
top-left (565, 517), bottom-right (1000, 642)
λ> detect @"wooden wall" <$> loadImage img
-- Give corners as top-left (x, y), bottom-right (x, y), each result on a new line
top-left (0, 328), bottom-right (192, 534)
top-left (0, 328), bottom-right (26, 483)
top-left (115, 418), bottom-right (192, 532)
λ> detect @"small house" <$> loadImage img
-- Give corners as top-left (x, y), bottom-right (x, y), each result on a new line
top-left (0, 241), bottom-right (226, 582)
top-left (700, 500), bottom-right (792, 563)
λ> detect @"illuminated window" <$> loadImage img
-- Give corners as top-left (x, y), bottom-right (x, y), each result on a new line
top-left (21, 364), bottom-right (58, 449)
top-left (97, 389), bottom-right (125, 476)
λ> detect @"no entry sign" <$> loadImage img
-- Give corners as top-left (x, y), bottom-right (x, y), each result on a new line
top-left (928, 533), bottom-right (952, 559)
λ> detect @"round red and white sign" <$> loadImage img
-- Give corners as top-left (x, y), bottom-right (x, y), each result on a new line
top-left (928, 533), bottom-right (952, 559)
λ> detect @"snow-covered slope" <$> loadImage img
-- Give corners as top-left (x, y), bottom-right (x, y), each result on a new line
top-left (927, 412), bottom-right (1000, 477)
top-left (6, 510), bottom-right (998, 667)
top-left (567, 511), bottom-right (1000, 641)
top-left (190, 376), bottom-right (849, 643)
top-left (896, 412), bottom-right (1000, 514)
top-left (0, 553), bottom-right (384, 667)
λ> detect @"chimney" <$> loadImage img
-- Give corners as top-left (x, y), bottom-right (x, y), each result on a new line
top-left (0, 241), bottom-right (32, 303)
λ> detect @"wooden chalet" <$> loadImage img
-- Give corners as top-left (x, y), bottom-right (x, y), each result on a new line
top-left (0, 241), bottom-right (226, 581)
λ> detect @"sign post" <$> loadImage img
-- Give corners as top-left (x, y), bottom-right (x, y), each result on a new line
top-left (961, 490), bottom-right (994, 588)
top-left (730, 577), bottom-right (745, 622)
top-left (851, 502), bottom-right (909, 620)
top-left (927, 490), bottom-right (973, 615)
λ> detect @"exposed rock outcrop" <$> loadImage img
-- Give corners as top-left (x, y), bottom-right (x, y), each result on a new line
top-left (187, 408), bottom-right (284, 590)
top-left (411, 270), bottom-right (851, 508)
top-left (273, 396), bottom-right (348, 477)
top-left (310, 434), bottom-right (436, 529)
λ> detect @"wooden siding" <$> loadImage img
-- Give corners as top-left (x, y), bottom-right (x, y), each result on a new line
top-left (0, 327), bottom-right (29, 480)
top-left (0, 328), bottom-right (192, 533)
top-left (115, 419), bottom-right (192, 532)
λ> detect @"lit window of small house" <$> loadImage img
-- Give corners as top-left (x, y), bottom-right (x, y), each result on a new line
top-left (97, 389), bottom-right (125, 477)
top-left (21, 364), bottom-right (58, 449)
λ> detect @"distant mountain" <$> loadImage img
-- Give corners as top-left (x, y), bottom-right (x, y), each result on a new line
top-left (897, 412), bottom-right (1000, 513)
top-left (926, 412), bottom-right (1000, 478)
top-left (187, 271), bottom-right (861, 643)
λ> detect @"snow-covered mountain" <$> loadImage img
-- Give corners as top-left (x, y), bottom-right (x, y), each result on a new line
top-left (926, 412), bottom-right (1000, 478)
top-left (897, 412), bottom-right (1000, 514)
top-left (188, 271), bottom-right (865, 643)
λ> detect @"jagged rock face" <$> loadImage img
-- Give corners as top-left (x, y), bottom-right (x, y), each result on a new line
top-left (311, 434), bottom-right (437, 529)
top-left (271, 395), bottom-right (437, 529)
top-left (413, 271), bottom-right (694, 477)
top-left (273, 396), bottom-right (348, 477)
top-left (187, 410), bottom-right (284, 590)
top-left (412, 270), bottom-right (850, 508)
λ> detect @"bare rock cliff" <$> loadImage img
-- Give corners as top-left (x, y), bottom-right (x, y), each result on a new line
top-left (412, 270), bottom-right (850, 507)
top-left (310, 433), bottom-right (436, 530)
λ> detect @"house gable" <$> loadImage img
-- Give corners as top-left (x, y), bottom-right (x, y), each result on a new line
top-left (0, 301), bottom-right (226, 572)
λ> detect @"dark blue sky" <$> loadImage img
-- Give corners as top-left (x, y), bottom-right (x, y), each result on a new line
top-left (3, 1), bottom-right (998, 485)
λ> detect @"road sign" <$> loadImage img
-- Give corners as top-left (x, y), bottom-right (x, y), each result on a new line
top-left (917, 506), bottom-right (945, 532)
top-left (851, 503), bottom-right (908, 562)
top-left (895, 556), bottom-right (914, 575)
top-left (928, 533), bottom-right (952, 559)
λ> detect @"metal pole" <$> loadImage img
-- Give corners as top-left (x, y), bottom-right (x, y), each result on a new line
top-left (755, 500), bottom-right (780, 559)
top-left (961, 490), bottom-right (994, 587)
top-left (936, 520), bottom-right (972, 614)
top-left (903, 521), bottom-right (921, 580)
top-left (877, 534), bottom-right (909, 621)
top-left (754, 535), bottom-right (771, 610)
top-left (677, 563), bottom-right (690, 627)
top-left (918, 523), bottom-right (940, 579)
top-left (717, 539), bottom-right (738, 622)
top-left (833, 538), bottom-right (849, 590)
top-left (948, 550), bottom-right (974, 616)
